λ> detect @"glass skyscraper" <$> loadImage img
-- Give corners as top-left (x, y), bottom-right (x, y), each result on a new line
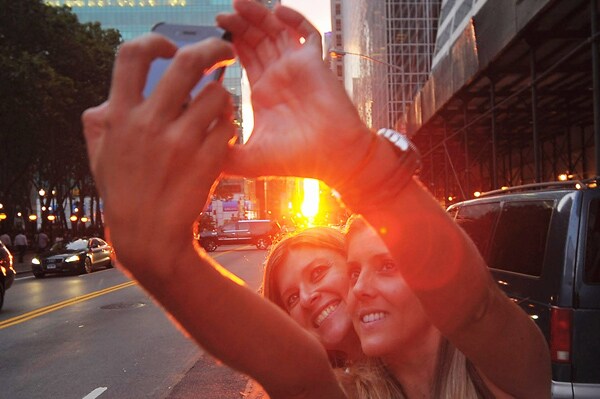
top-left (45, 0), bottom-right (241, 120)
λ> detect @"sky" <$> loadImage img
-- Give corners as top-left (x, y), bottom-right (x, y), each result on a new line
top-left (281, 0), bottom-right (331, 34)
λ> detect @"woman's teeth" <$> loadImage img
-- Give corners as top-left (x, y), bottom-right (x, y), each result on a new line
top-left (315, 303), bottom-right (339, 327)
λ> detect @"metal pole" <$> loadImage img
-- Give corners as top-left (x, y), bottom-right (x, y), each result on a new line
top-left (464, 104), bottom-right (471, 196)
top-left (490, 79), bottom-right (498, 188)
top-left (530, 48), bottom-right (541, 182)
top-left (592, 0), bottom-right (600, 175)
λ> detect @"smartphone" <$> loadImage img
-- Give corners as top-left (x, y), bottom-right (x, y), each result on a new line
top-left (143, 23), bottom-right (231, 98)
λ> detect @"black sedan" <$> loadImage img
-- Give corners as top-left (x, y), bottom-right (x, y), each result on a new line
top-left (31, 237), bottom-right (114, 278)
top-left (0, 240), bottom-right (16, 310)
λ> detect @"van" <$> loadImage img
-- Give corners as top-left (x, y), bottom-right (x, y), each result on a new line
top-left (217, 219), bottom-right (281, 250)
top-left (447, 180), bottom-right (600, 398)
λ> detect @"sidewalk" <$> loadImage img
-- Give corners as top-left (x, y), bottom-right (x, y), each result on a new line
top-left (12, 250), bottom-right (36, 275)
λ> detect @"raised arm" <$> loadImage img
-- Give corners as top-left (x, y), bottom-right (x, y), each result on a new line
top-left (218, 2), bottom-right (550, 397)
top-left (82, 34), bottom-right (345, 399)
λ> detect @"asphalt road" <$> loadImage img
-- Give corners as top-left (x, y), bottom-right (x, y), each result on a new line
top-left (0, 245), bottom-right (268, 399)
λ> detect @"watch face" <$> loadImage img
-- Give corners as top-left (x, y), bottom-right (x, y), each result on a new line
top-left (378, 128), bottom-right (410, 152)
top-left (393, 135), bottom-right (409, 151)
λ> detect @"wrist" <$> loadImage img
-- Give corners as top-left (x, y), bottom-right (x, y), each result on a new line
top-left (334, 129), bottom-right (421, 211)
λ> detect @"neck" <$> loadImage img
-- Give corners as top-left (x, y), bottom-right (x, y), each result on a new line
top-left (340, 329), bottom-right (366, 364)
top-left (384, 327), bottom-right (441, 398)
top-left (328, 330), bottom-right (365, 367)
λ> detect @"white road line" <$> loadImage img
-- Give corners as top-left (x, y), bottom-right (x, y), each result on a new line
top-left (82, 387), bottom-right (107, 399)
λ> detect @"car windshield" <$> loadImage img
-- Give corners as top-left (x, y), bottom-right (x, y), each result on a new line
top-left (50, 239), bottom-right (88, 252)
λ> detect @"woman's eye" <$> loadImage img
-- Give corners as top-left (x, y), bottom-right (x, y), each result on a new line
top-left (286, 293), bottom-right (299, 309)
top-left (348, 268), bottom-right (361, 283)
top-left (380, 259), bottom-right (396, 272)
top-left (311, 266), bottom-right (327, 281)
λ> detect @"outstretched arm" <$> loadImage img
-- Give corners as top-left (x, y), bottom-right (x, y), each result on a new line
top-left (218, 2), bottom-right (550, 397)
top-left (82, 34), bottom-right (345, 399)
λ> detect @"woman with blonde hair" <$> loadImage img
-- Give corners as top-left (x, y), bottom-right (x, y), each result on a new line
top-left (345, 215), bottom-right (494, 398)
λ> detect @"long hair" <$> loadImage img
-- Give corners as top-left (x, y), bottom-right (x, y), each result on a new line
top-left (262, 227), bottom-right (346, 309)
top-left (344, 215), bottom-right (493, 398)
top-left (337, 358), bottom-right (406, 399)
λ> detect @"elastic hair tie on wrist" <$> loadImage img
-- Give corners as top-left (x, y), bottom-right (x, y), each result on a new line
top-left (335, 133), bottom-right (378, 190)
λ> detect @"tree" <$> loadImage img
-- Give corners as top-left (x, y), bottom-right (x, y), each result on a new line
top-left (0, 0), bottom-right (121, 232)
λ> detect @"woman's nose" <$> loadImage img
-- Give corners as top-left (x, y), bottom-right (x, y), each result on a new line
top-left (351, 270), bottom-right (375, 298)
top-left (299, 289), bottom-right (320, 309)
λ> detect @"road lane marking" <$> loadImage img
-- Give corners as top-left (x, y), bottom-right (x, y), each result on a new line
top-left (212, 245), bottom-right (254, 259)
top-left (0, 281), bottom-right (137, 330)
top-left (82, 387), bottom-right (108, 399)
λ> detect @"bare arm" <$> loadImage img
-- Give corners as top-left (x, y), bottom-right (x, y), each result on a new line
top-left (218, 2), bottom-right (550, 397)
top-left (82, 34), bottom-right (345, 399)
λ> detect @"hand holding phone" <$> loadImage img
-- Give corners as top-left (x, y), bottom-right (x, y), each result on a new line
top-left (143, 23), bottom-right (231, 98)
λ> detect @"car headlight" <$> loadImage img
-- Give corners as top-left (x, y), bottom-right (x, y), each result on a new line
top-left (32, 257), bottom-right (41, 265)
top-left (65, 255), bottom-right (80, 263)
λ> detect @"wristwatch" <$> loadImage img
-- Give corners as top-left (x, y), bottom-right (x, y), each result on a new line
top-left (376, 128), bottom-right (422, 176)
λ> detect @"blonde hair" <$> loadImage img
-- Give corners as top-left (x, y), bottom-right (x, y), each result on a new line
top-left (345, 215), bottom-right (492, 398)
top-left (337, 358), bottom-right (405, 399)
top-left (262, 227), bottom-right (346, 309)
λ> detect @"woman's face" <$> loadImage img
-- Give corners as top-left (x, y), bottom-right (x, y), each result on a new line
top-left (276, 246), bottom-right (354, 350)
top-left (346, 227), bottom-right (432, 358)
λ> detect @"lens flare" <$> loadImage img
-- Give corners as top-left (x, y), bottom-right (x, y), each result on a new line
top-left (301, 178), bottom-right (320, 218)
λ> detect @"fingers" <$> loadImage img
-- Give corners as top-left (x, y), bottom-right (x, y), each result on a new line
top-left (110, 34), bottom-right (177, 110)
top-left (81, 102), bottom-right (108, 184)
top-left (173, 82), bottom-right (235, 148)
top-left (148, 38), bottom-right (235, 119)
top-left (275, 6), bottom-right (323, 50)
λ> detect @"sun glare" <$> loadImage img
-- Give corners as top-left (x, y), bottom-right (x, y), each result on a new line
top-left (301, 178), bottom-right (320, 218)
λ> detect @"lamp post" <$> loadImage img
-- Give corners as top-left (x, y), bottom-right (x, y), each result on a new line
top-left (329, 49), bottom-right (405, 73)
top-left (329, 48), bottom-right (406, 131)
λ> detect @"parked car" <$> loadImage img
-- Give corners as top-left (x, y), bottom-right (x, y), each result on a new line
top-left (31, 237), bottom-right (114, 278)
top-left (216, 219), bottom-right (281, 250)
top-left (447, 180), bottom-right (600, 399)
top-left (0, 240), bottom-right (16, 311)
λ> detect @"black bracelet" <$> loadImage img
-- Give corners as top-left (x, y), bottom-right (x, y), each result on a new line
top-left (339, 129), bottom-right (421, 211)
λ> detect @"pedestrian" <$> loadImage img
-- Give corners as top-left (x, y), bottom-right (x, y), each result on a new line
top-left (36, 230), bottom-right (49, 253)
top-left (14, 230), bottom-right (28, 263)
top-left (0, 231), bottom-right (12, 250)
top-left (80, 2), bottom-right (551, 398)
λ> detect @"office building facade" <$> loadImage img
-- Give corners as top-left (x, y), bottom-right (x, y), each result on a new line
top-left (330, 0), bottom-right (440, 131)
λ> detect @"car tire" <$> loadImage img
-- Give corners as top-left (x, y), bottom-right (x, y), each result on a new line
top-left (256, 238), bottom-right (269, 250)
top-left (33, 272), bottom-right (45, 279)
top-left (203, 240), bottom-right (217, 252)
top-left (84, 258), bottom-right (93, 274)
top-left (106, 258), bottom-right (113, 269)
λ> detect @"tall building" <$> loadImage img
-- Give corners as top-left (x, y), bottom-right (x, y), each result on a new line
top-left (329, 0), bottom-right (440, 131)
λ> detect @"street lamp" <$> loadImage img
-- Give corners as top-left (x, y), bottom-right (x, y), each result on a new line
top-left (329, 49), bottom-right (405, 73)
top-left (329, 48), bottom-right (407, 131)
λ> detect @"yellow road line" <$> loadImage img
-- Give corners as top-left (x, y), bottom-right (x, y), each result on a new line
top-left (211, 245), bottom-right (254, 259)
top-left (0, 281), bottom-right (137, 330)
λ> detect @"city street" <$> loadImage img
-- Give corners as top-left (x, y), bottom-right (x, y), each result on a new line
top-left (0, 245), bottom-right (268, 399)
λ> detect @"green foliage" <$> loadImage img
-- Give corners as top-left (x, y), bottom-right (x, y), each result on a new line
top-left (0, 0), bottom-right (121, 229)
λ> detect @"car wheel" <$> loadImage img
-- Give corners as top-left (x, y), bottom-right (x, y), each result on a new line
top-left (33, 272), bottom-right (45, 279)
top-left (106, 258), bottom-right (113, 269)
top-left (256, 238), bottom-right (269, 250)
top-left (203, 240), bottom-right (217, 252)
top-left (0, 282), bottom-right (5, 311)
top-left (84, 258), bottom-right (93, 274)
